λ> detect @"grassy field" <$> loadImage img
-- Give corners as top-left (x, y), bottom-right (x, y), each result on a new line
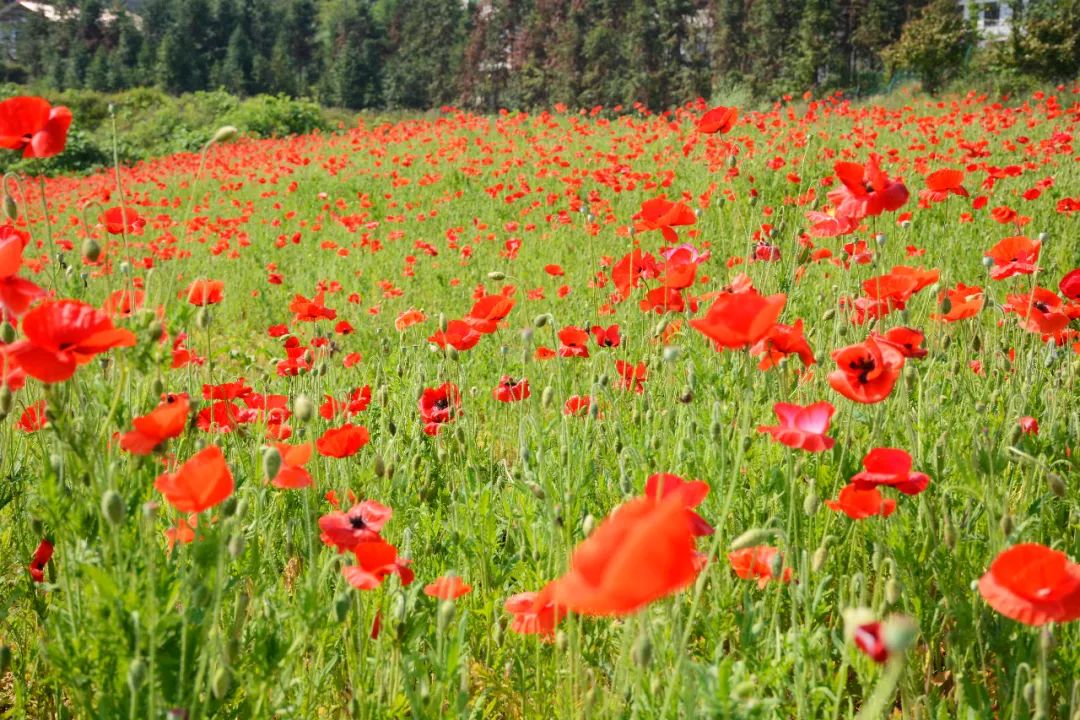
top-left (0, 86), bottom-right (1078, 719)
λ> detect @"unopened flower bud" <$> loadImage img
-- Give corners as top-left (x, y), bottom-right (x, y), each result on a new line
top-left (127, 656), bottom-right (147, 693)
top-left (437, 600), bottom-right (456, 634)
top-left (1048, 473), bottom-right (1065, 497)
top-left (195, 308), bottom-right (211, 329)
top-left (533, 313), bottom-right (552, 328)
top-left (210, 125), bottom-right (240, 145)
top-left (885, 578), bottom-right (901, 605)
top-left (730, 527), bottom-right (775, 551)
top-left (81, 238), bottom-right (101, 263)
top-left (2, 193), bottom-right (17, 221)
top-left (227, 534), bottom-right (245, 558)
top-left (211, 666), bottom-right (231, 700)
top-left (0, 322), bottom-right (16, 344)
top-left (101, 490), bottom-right (125, 526)
top-left (541, 386), bottom-right (554, 408)
top-left (582, 514), bottom-right (595, 537)
top-left (334, 591), bottom-right (350, 622)
top-left (631, 631), bottom-right (652, 667)
top-left (293, 394), bottom-right (313, 421)
top-left (812, 545), bottom-right (829, 572)
top-left (487, 271), bottom-right (505, 280)
top-left (261, 446), bottom-right (282, 481)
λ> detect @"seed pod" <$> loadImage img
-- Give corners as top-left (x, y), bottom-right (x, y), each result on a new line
top-left (885, 578), bottom-right (901, 605)
top-left (227, 534), bottom-right (245, 558)
top-left (127, 656), bottom-right (147, 693)
top-left (101, 490), bottom-right (125, 526)
top-left (437, 600), bottom-right (455, 634)
top-left (293, 394), bottom-right (314, 421)
top-left (262, 446), bottom-right (282, 481)
top-left (81, 238), bottom-right (101, 263)
top-left (211, 666), bottom-right (231, 700)
top-left (1023, 681), bottom-right (1035, 706)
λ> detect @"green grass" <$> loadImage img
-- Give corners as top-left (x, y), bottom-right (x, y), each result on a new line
top-left (0, 86), bottom-right (1078, 719)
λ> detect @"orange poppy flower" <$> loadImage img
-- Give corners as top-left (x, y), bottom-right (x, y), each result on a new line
top-left (424, 575), bottom-right (472, 600)
top-left (978, 544), bottom-right (1080, 626)
top-left (728, 546), bottom-right (792, 588)
top-left (185, 279), bottom-right (225, 306)
top-left (154, 445), bottom-right (234, 513)
top-left (269, 442), bottom-right (313, 489)
top-left (120, 393), bottom-right (190, 455)
top-left (824, 483), bottom-right (896, 519)
top-left (828, 336), bottom-right (904, 404)
top-left (0, 96), bottom-right (72, 158)
top-left (316, 423), bottom-right (370, 458)
top-left (690, 291), bottom-right (786, 350)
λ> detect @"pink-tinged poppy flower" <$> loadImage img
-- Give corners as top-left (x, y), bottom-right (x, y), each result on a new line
top-left (493, 375), bottom-right (530, 402)
top-left (850, 448), bottom-right (930, 495)
top-left (316, 423), bottom-right (370, 458)
top-left (757, 401), bottom-right (835, 452)
top-left (825, 483), bottom-right (896, 519)
top-left (395, 308), bottom-right (427, 331)
top-left (319, 500), bottom-right (392, 552)
top-left (0, 96), bottom-right (72, 158)
top-left (853, 621), bottom-right (889, 662)
top-left (1018, 416), bottom-right (1039, 435)
top-left (728, 546), bottom-right (792, 588)
top-left (504, 589), bottom-right (565, 639)
top-left (749, 319), bottom-right (814, 369)
top-left (424, 575), bottom-right (472, 600)
top-left (644, 473), bottom-right (714, 536)
top-left (827, 155), bottom-right (909, 220)
top-left (977, 544), bottom-right (1080, 626)
top-left (28, 538), bottom-right (53, 582)
top-left (342, 538), bottom-right (414, 590)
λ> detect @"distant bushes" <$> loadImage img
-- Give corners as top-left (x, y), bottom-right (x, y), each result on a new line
top-left (0, 85), bottom-right (343, 175)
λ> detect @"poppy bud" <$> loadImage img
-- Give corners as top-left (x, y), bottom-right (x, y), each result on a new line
top-left (487, 271), bottom-right (505, 280)
top-left (525, 481), bottom-right (545, 500)
top-left (101, 490), bottom-right (125, 526)
top-left (555, 630), bottom-right (568, 652)
top-left (1048, 473), bottom-right (1066, 497)
top-left (261, 446), bottom-right (282, 481)
top-left (373, 454), bottom-right (386, 478)
top-left (631, 631), bottom-right (652, 668)
top-left (943, 515), bottom-right (957, 549)
top-left (1023, 681), bottom-right (1036, 706)
top-left (437, 313), bottom-right (447, 332)
top-left (662, 346), bottom-right (681, 363)
top-left (541, 386), bottom-right (554, 408)
top-left (678, 387), bottom-right (693, 404)
top-left (227, 534), bottom-right (245, 558)
top-left (885, 579), bottom-right (901, 605)
top-left (533, 313), bottom-right (552, 328)
top-left (127, 656), bottom-right (147, 693)
top-left (0, 644), bottom-right (10, 676)
top-left (81, 238), bottom-right (101, 263)
top-left (981, 255), bottom-right (994, 268)
top-left (210, 125), bottom-right (240, 145)
top-left (731, 527), bottom-right (775, 551)
top-left (119, 260), bottom-right (131, 274)
top-left (2, 192), bottom-right (16, 221)
top-left (437, 600), bottom-right (455, 634)
top-left (211, 666), bottom-right (231, 700)
top-left (446, 346), bottom-right (459, 362)
top-left (293, 394), bottom-right (313, 421)
top-left (1037, 232), bottom-right (1048, 243)
top-left (998, 513), bottom-right (1014, 536)
top-left (803, 489), bottom-right (819, 515)
top-left (195, 308), bottom-right (211, 329)
top-left (49, 453), bottom-right (63, 475)
top-left (874, 233), bottom-right (885, 246)
top-left (0, 387), bottom-right (13, 415)
top-left (741, 436), bottom-right (752, 452)
top-left (812, 545), bottom-right (828, 572)
top-left (0, 322), bottom-right (15, 344)
top-left (582, 514), bottom-right (595, 537)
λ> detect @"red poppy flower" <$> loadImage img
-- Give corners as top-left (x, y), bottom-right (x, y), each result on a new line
top-left (419, 382), bottom-right (461, 435)
top-left (185, 279), bottom-right (224, 306)
top-left (493, 375), bottom-right (530, 402)
top-left (395, 308), bottom-right (427, 331)
top-left (424, 575), bottom-right (472, 600)
top-left (728, 546), bottom-right (792, 588)
top-left (827, 156), bottom-right (909, 220)
top-left (544, 264), bottom-right (564, 277)
top-left (1018, 416), bottom-right (1039, 435)
top-left (504, 590), bottom-right (566, 639)
top-left (806, 209), bottom-right (859, 238)
top-left (931, 283), bottom-right (984, 322)
top-left (591, 324), bottom-right (621, 348)
top-left (102, 289), bottom-right (145, 318)
top-left (28, 538), bottom-right (53, 582)
top-left (1060, 269), bottom-right (1080, 301)
top-left (614, 360), bottom-right (647, 393)
top-left (697, 105), bottom-right (739, 134)
top-left (610, 249), bottom-right (659, 300)
top-left (1002, 288), bottom-right (1072, 337)
top-left (290, 290), bottom-right (337, 322)
top-left (633, 197), bottom-right (696, 243)
top-left (428, 319), bottom-right (481, 351)
top-left (825, 483), bottom-right (896, 519)
top-left (919, 169), bottom-right (968, 203)
top-left (99, 206), bottom-right (146, 236)
top-left (342, 538), bottom-right (414, 590)
top-left (8, 299), bottom-right (137, 383)
top-left (319, 500), bottom-right (391, 552)
top-left (154, 445), bottom-right (234, 513)
top-left (16, 399), bottom-right (47, 432)
top-left (977, 544), bottom-right (1080, 626)
top-left (985, 236), bottom-right (1040, 280)
top-left (850, 448), bottom-right (930, 495)
top-left (120, 393), bottom-right (190, 454)
top-left (544, 494), bottom-right (702, 616)
top-left (562, 395), bottom-right (597, 417)
top-left (269, 442), bottom-right (313, 489)
top-left (853, 621), bottom-right (889, 663)
top-left (465, 293), bottom-right (515, 333)
top-left (828, 336), bottom-right (905, 404)
top-left (0, 224), bottom-right (43, 319)
top-left (316, 423), bottom-right (370, 458)
top-left (690, 291), bottom-right (786, 350)
top-left (873, 326), bottom-right (928, 359)
top-left (319, 386), bottom-right (372, 419)
top-left (644, 473), bottom-right (714, 536)
top-left (757, 401), bottom-right (835, 452)
top-left (749, 319), bottom-right (814, 369)
top-left (556, 326), bottom-right (590, 358)
top-left (0, 96), bottom-right (72, 158)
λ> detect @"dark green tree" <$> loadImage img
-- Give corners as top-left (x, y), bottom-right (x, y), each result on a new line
top-left (383, 0), bottom-right (467, 108)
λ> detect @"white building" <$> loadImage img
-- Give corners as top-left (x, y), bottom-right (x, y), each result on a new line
top-left (958, 0), bottom-right (1024, 40)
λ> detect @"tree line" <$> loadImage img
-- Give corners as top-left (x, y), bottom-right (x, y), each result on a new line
top-left (5, 0), bottom-right (1079, 110)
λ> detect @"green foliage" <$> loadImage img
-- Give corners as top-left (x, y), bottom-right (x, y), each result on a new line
top-left (882, 0), bottom-right (976, 94)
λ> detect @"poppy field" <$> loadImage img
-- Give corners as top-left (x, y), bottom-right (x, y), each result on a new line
top-left (0, 88), bottom-right (1079, 719)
